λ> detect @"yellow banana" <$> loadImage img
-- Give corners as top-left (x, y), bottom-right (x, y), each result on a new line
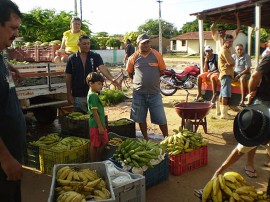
top-left (102, 187), bottom-right (111, 198)
top-left (225, 181), bottom-right (236, 190)
top-left (58, 167), bottom-right (71, 180)
top-left (94, 189), bottom-right (108, 199)
top-left (72, 171), bottom-right (80, 181)
top-left (66, 170), bottom-right (74, 181)
top-left (217, 188), bottom-right (222, 202)
top-left (232, 192), bottom-right (240, 201)
top-left (235, 186), bottom-right (256, 194)
top-left (224, 174), bottom-right (237, 183)
top-left (224, 171), bottom-right (246, 184)
top-left (57, 166), bottom-right (70, 179)
top-left (202, 178), bottom-right (214, 201)
top-left (239, 194), bottom-right (255, 202)
top-left (212, 176), bottom-right (220, 197)
top-left (85, 178), bottom-right (102, 188)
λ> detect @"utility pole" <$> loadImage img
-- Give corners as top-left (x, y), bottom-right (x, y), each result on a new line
top-left (74, 0), bottom-right (78, 16)
top-left (157, 0), bottom-right (163, 54)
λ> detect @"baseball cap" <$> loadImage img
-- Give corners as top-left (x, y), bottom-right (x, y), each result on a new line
top-left (204, 45), bottom-right (212, 51)
top-left (137, 33), bottom-right (150, 44)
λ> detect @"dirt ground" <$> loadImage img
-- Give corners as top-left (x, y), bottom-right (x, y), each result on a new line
top-left (21, 58), bottom-right (270, 202)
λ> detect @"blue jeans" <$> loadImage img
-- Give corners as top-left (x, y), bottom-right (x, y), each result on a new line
top-left (220, 75), bottom-right (232, 98)
top-left (131, 92), bottom-right (167, 125)
top-left (74, 97), bottom-right (88, 114)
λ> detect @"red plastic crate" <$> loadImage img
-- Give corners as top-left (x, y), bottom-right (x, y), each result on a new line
top-left (169, 146), bottom-right (208, 175)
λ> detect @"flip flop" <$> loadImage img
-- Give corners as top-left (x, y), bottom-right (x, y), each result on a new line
top-left (244, 167), bottom-right (257, 178)
top-left (239, 103), bottom-right (246, 107)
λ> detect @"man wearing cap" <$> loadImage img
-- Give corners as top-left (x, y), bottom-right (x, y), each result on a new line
top-left (210, 13), bottom-right (240, 54)
top-left (195, 45), bottom-right (219, 104)
top-left (126, 33), bottom-right (168, 139)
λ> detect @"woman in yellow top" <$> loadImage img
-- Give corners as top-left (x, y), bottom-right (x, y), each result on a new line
top-left (54, 16), bottom-right (86, 63)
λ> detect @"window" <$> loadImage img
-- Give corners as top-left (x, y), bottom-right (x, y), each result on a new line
top-left (182, 40), bottom-right (186, 46)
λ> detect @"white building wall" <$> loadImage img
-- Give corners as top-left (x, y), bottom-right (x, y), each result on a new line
top-left (93, 50), bottom-right (125, 64)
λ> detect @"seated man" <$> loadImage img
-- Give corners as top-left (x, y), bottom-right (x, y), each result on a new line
top-left (232, 43), bottom-right (251, 107)
top-left (195, 45), bottom-right (219, 103)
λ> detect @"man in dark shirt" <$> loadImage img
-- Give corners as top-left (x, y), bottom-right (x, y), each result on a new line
top-left (0, 1), bottom-right (26, 201)
top-left (65, 34), bottom-right (120, 113)
top-left (123, 39), bottom-right (135, 65)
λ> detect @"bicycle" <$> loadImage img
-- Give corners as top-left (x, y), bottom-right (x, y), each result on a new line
top-left (102, 68), bottom-right (133, 99)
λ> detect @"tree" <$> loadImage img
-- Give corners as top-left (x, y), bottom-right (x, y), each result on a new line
top-left (138, 19), bottom-right (179, 38)
top-left (106, 37), bottom-right (121, 49)
top-left (124, 32), bottom-right (139, 46)
top-left (19, 8), bottom-right (91, 42)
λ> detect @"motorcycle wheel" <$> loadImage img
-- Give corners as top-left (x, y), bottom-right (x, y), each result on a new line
top-left (160, 75), bottom-right (178, 96)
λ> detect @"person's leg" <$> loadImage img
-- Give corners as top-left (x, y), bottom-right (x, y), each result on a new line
top-left (239, 76), bottom-right (246, 106)
top-left (244, 147), bottom-right (257, 178)
top-left (148, 93), bottom-right (168, 137)
top-left (195, 73), bottom-right (206, 100)
top-left (97, 128), bottom-right (109, 161)
top-left (196, 76), bottom-right (203, 100)
top-left (210, 74), bottom-right (218, 103)
top-left (130, 92), bottom-right (148, 139)
top-left (159, 124), bottom-right (168, 137)
top-left (220, 76), bottom-right (233, 119)
top-left (139, 122), bottom-right (149, 140)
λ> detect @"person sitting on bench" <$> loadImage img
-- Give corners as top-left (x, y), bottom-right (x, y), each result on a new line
top-left (232, 43), bottom-right (251, 107)
top-left (194, 45), bottom-right (219, 103)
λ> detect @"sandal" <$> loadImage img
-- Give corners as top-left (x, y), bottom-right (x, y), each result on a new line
top-left (239, 103), bottom-right (246, 107)
top-left (244, 167), bottom-right (257, 178)
top-left (264, 162), bottom-right (270, 167)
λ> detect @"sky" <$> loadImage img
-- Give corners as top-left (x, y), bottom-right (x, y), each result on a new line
top-left (12, 0), bottom-right (245, 35)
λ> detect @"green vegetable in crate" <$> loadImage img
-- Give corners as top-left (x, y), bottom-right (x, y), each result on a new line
top-left (29, 133), bottom-right (62, 148)
top-left (55, 166), bottom-right (111, 201)
top-left (113, 138), bottom-right (163, 171)
top-left (160, 128), bottom-right (208, 155)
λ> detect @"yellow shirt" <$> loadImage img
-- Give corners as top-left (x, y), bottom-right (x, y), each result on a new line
top-left (218, 45), bottom-right (235, 80)
top-left (63, 30), bottom-right (86, 53)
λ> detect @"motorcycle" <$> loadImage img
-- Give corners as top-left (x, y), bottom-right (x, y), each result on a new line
top-left (160, 64), bottom-right (201, 96)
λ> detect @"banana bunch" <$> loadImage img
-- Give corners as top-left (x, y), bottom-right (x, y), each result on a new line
top-left (29, 133), bottom-right (62, 148)
top-left (160, 128), bottom-right (208, 155)
top-left (55, 166), bottom-right (111, 200)
top-left (113, 138), bottom-right (163, 169)
top-left (108, 137), bottom-right (124, 146)
top-left (66, 112), bottom-right (88, 121)
top-left (57, 191), bottom-right (85, 202)
top-left (50, 137), bottom-right (89, 151)
top-left (202, 171), bottom-right (269, 202)
top-left (108, 119), bottom-right (132, 126)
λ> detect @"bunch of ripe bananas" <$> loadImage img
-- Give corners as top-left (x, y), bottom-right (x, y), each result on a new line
top-left (50, 136), bottom-right (89, 151)
top-left (202, 171), bottom-right (269, 202)
top-left (56, 166), bottom-right (111, 201)
top-left (29, 133), bottom-right (62, 148)
top-left (160, 128), bottom-right (208, 155)
top-left (108, 137), bottom-right (124, 146)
